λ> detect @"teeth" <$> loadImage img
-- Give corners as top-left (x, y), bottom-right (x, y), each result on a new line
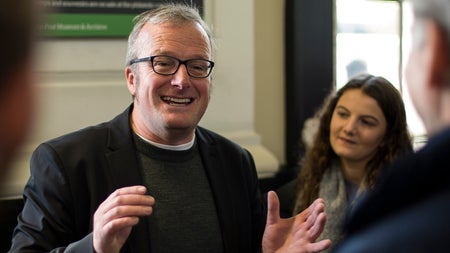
top-left (162, 96), bottom-right (192, 104)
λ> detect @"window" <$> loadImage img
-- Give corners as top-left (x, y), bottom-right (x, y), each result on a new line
top-left (335, 0), bottom-right (426, 148)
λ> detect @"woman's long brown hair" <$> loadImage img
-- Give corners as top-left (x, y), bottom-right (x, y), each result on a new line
top-left (294, 74), bottom-right (413, 212)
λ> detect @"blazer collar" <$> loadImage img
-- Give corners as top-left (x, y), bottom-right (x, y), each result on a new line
top-left (106, 104), bottom-right (143, 188)
top-left (196, 127), bottom-right (236, 252)
top-left (104, 104), bottom-right (150, 252)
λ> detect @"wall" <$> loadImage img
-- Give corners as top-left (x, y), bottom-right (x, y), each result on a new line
top-left (1, 0), bottom-right (285, 196)
top-left (254, 0), bottom-right (285, 166)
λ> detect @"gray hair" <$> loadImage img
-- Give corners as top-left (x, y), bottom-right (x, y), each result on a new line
top-left (411, 0), bottom-right (450, 57)
top-left (125, 3), bottom-right (214, 67)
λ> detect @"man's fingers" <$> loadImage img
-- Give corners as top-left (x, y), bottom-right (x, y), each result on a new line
top-left (103, 203), bottom-right (153, 220)
top-left (103, 216), bottom-right (141, 232)
top-left (302, 198), bottom-right (325, 230)
top-left (310, 198), bottom-right (325, 214)
top-left (307, 239), bottom-right (332, 252)
top-left (266, 191), bottom-right (280, 226)
top-left (108, 185), bottom-right (148, 198)
top-left (100, 186), bottom-right (154, 209)
top-left (96, 185), bottom-right (155, 224)
top-left (308, 199), bottom-right (326, 236)
top-left (308, 212), bottom-right (327, 240)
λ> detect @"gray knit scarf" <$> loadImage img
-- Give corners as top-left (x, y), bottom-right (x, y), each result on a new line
top-left (294, 163), bottom-right (364, 252)
top-left (317, 163), bottom-right (348, 252)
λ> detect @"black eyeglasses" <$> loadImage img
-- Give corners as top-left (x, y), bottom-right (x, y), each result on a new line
top-left (129, 55), bottom-right (215, 78)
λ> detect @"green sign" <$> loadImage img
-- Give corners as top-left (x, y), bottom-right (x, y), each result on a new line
top-left (42, 13), bottom-right (135, 37)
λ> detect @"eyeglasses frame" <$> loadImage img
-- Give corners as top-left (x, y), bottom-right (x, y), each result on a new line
top-left (128, 55), bottom-right (215, 78)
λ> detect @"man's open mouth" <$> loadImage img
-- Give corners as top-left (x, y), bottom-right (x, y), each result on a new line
top-left (161, 96), bottom-right (193, 105)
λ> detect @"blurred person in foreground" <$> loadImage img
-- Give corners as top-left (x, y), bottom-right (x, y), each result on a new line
top-left (333, 0), bottom-right (450, 251)
top-left (0, 0), bottom-right (37, 184)
top-left (10, 4), bottom-right (330, 253)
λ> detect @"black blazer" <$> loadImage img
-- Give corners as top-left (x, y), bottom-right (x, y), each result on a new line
top-left (10, 105), bottom-right (266, 253)
top-left (333, 128), bottom-right (450, 252)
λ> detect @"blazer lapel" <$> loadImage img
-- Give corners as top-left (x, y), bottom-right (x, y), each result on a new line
top-left (104, 105), bottom-right (151, 253)
top-left (196, 128), bottom-right (236, 252)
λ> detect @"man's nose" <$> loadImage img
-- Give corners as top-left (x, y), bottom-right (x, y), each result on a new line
top-left (171, 64), bottom-right (191, 89)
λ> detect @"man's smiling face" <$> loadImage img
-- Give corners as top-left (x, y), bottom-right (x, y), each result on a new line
top-left (126, 21), bottom-right (212, 144)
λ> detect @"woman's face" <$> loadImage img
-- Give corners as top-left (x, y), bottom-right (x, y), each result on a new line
top-left (329, 89), bottom-right (387, 166)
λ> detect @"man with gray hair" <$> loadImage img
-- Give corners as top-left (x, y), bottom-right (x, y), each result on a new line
top-left (10, 4), bottom-right (330, 253)
top-left (333, 0), bottom-right (450, 251)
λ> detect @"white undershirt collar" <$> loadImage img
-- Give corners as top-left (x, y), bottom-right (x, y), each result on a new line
top-left (135, 132), bottom-right (196, 151)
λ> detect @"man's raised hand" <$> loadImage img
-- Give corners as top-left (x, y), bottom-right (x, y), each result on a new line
top-left (262, 191), bottom-right (331, 253)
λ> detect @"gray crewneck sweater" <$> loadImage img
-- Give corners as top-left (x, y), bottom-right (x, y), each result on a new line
top-left (134, 134), bottom-right (224, 253)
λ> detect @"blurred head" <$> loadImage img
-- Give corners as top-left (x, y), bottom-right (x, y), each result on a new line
top-left (0, 0), bottom-right (38, 178)
top-left (125, 4), bottom-right (214, 145)
top-left (406, 0), bottom-right (450, 135)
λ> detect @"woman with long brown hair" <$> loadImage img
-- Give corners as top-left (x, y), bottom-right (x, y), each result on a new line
top-left (293, 74), bottom-right (413, 251)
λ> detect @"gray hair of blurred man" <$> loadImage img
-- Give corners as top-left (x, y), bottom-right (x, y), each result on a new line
top-left (125, 4), bottom-right (215, 69)
top-left (411, 0), bottom-right (450, 64)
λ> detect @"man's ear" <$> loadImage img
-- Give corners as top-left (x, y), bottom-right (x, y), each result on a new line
top-left (125, 66), bottom-right (136, 96)
top-left (426, 20), bottom-right (450, 86)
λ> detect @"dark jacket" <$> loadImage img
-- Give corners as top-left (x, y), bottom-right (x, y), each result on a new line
top-left (10, 105), bottom-right (266, 253)
top-left (333, 128), bottom-right (450, 253)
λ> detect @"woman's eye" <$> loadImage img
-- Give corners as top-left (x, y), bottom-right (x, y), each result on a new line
top-left (337, 111), bottom-right (348, 118)
top-left (361, 119), bottom-right (377, 126)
